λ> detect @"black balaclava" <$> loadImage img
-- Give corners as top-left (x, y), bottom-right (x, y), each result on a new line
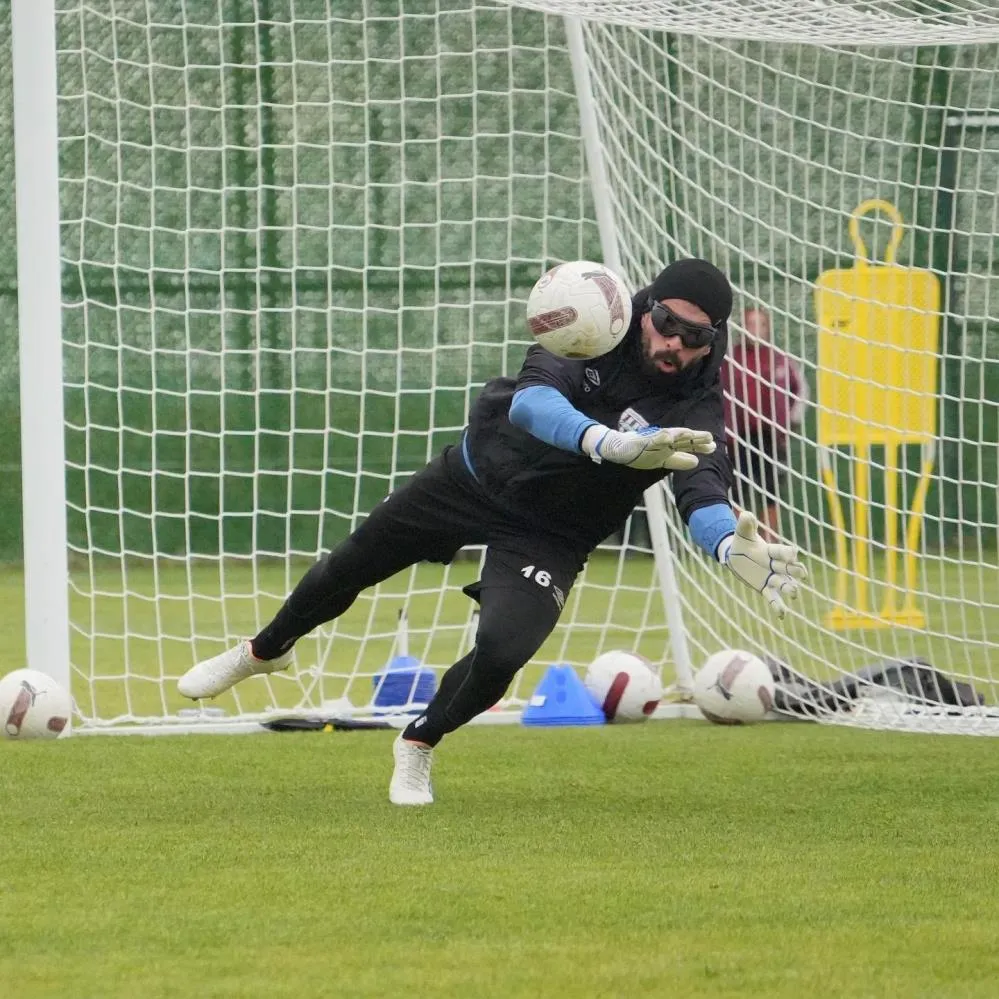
top-left (647, 258), bottom-right (733, 326)
top-left (630, 257), bottom-right (732, 394)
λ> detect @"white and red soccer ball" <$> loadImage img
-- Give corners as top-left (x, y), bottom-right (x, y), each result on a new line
top-left (526, 260), bottom-right (632, 359)
top-left (0, 669), bottom-right (72, 740)
top-left (693, 649), bottom-right (775, 725)
top-left (584, 651), bottom-right (663, 723)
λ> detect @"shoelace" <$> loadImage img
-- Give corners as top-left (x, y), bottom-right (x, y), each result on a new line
top-left (399, 744), bottom-right (432, 790)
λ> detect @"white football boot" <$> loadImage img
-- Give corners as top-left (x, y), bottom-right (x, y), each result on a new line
top-left (177, 640), bottom-right (293, 700)
top-left (389, 733), bottom-right (434, 806)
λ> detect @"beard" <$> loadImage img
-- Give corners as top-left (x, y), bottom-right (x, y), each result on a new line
top-left (641, 344), bottom-right (686, 380)
top-left (637, 336), bottom-right (710, 392)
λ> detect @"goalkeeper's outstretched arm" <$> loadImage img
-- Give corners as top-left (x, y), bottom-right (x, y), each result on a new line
top-left (687, 502), bottom-right (807, 619)
top-left (509, 385), bottom-right (715, 471)
top-left (677, 445), bottom-right (807, 619)
top-left (508, 383), bottom-right (806, 616)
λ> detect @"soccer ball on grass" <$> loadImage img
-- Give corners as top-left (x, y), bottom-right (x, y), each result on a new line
top-left (584, 651), bottom-right (663, 723)
top-left (0, 669), bottom-right (72, 740)
top-left (526, 260), bottom-right (632, 359)
top-left (693, 650), bottom-right (775, 725)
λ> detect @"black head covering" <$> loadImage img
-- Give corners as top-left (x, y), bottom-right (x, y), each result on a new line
top-left (627, 257), bottom-right (733, 396)
top-left (647, 258), bottom-right (733, 326)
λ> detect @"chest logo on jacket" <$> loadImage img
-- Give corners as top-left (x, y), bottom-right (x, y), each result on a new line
top-left (618, 407), bottom-right (649, 432)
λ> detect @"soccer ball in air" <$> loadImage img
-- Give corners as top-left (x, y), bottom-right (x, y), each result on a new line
top-left (0, 669), bottom-right (72, 740)
top-left (526, 260), bottom-right (633, 359)
top-left (584, 651), bottom-right (663, 723)
top-left (693, 650), bottom-right (775, 725)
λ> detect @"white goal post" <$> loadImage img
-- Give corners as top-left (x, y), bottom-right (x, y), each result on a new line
top-left (13, 0), bottom-right (999, 734)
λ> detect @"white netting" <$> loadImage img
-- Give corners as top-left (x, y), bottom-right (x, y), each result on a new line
top-left (508, 1), bottom-right (999, 46)
top-left (56, 1), bottom-right (666, 728)
top-left (572, 17), bottom-right (999, 732)
top-left (48, 1), bottom-right (998, 732)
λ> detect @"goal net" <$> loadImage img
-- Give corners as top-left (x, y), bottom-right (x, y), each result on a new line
top-left (25, 0), bottom-right (999, 732)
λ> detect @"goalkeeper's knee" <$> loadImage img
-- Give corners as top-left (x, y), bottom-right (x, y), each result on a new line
top-left (472, 625), bottom-right (540, 685)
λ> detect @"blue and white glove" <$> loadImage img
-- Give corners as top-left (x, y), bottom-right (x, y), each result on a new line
top-left (581, 425), bottom-right (716, 471)
top-left (717, 511), bottom-right (807, 619)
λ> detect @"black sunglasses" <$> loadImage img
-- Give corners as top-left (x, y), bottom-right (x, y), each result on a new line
top-left (646, 298), bottom-right (721, 348)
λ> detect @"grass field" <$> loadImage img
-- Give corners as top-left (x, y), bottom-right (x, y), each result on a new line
top-left (4, 560), bottom-right (999, 996)
top-left (3, 723), bottom-right (999, 998)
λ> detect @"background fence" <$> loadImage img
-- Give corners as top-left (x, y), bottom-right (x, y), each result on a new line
top-left (3, 1), bottom-right (997, 565)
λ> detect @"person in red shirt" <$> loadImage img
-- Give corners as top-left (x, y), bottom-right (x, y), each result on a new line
top-left (722, 307), bottom-right (807, 537)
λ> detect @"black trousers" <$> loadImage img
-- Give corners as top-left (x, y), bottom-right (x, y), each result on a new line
top-left (253, 445), bottom-right (585, 745)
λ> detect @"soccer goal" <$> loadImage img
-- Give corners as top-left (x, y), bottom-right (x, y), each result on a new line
top-left (13, 0), bottom-right (999, 733)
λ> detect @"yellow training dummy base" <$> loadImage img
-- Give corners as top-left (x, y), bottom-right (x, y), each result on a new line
top-left (815, 199), bottom-right (940, 630)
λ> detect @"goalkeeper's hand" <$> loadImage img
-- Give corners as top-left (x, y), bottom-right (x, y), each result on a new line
top-left (581, 424), bottom-right (716, 471)
top-left (717, 511), bottom-right (807, 619)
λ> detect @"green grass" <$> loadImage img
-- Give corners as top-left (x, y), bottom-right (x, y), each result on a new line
top-left (3, 559), bottom-right (999, 995)
top-left (3, 723), bottom-right (999, 998)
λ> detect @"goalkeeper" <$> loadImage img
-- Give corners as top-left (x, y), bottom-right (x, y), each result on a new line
top-left (178, 257), bottom-right (806, 805)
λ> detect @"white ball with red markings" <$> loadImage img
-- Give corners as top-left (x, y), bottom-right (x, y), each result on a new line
top-left (693, 650), bottom-right (775, 725)
top-left (584, 651), bottom-right (663, 723)
top-left (0, 669), bottom-right (72, 740)
top-left (526, 260), bottom-right (632, 359)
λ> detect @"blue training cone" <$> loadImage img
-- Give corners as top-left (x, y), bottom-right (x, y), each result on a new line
top-left (521, 664), bottom-right (605, 727)
top-left (372, 654), bottom-right (437, 713)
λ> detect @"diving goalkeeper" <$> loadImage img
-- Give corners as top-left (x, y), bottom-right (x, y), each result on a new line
top-left (178, 258), bottom-right (807, 806)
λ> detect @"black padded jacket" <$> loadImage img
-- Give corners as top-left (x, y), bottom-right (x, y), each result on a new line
top-left (462, 287), bottom-right (734, 553)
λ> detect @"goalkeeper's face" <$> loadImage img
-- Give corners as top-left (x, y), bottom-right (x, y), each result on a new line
top-left (640, 298), bottom-right (714, 378)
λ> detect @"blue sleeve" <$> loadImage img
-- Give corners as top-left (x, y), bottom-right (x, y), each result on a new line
top-left (688, 503), bottom-right (737, 560)
top-left (509, 385), bottom-right (600, 453)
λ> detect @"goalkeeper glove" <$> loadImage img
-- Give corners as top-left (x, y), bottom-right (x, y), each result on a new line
top-left (717, 511), bottom-right (807, 619)
top-left (581, 425), bottom-right (716, 471)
